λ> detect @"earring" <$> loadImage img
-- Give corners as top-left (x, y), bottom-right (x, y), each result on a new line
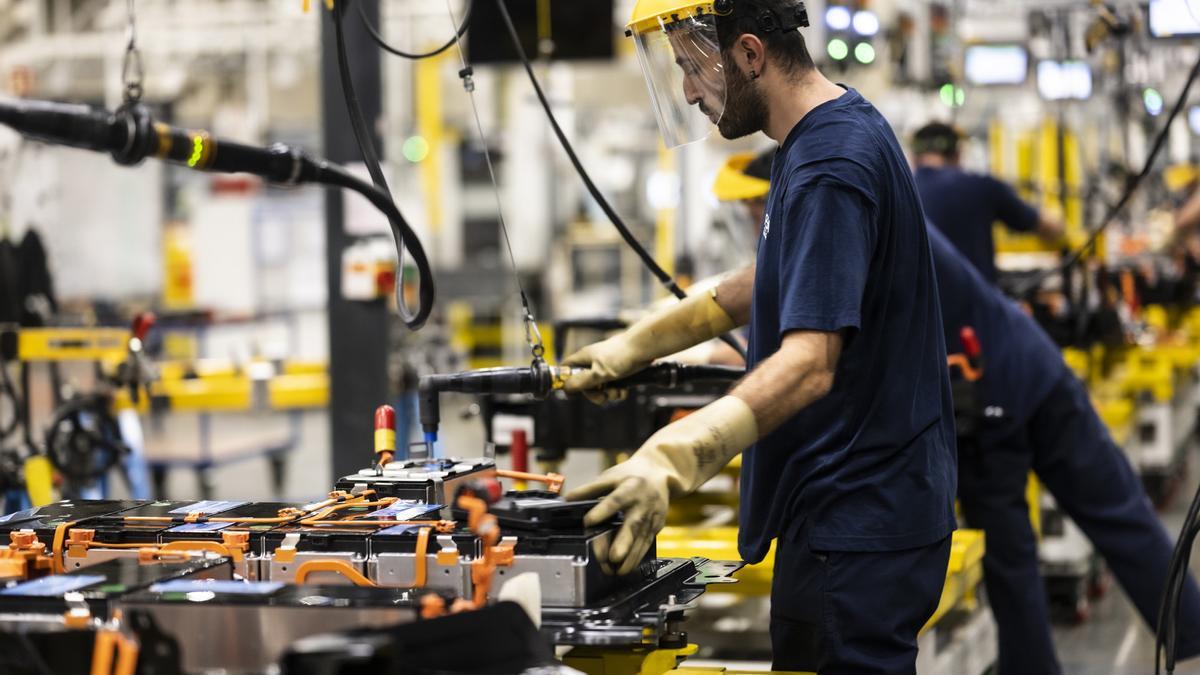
top-left (750, 70), bottom-right (759, 80)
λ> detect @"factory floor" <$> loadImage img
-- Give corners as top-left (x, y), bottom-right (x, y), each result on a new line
top-left (111, 400), bottom-right (1200, 673)
top-left (1052, 446), bottom-right (1200, 675)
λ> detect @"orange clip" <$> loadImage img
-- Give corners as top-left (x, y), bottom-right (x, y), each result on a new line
top-left (221, 531), bottom-right (250, 550)
top-left (489, 539), bottom-right (516, 567)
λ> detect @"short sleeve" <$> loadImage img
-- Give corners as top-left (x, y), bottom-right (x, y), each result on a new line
top-left (987, 177), bottom-right (1039, 233)
top-left (776, 179), bottom-right (877, 337)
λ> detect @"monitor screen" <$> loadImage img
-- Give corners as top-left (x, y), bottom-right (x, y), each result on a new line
top-left (1149, 0), bottom-right (1200, 38)
top-left (964, 44), bottom-right (1029, 86)
top-left (467, 0), bottom-right (616, 63)
top-left (1036, 60), bottom-right (1093, 101)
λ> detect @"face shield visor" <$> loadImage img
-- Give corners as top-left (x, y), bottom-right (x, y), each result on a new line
top-left (628, 5), bottom-right (726, 149)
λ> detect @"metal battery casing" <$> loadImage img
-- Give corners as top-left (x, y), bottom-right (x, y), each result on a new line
top-left (499, 529), bottom-right (653, 607)
top-left (462, 492), bottom-right (644, 607)
top-left (116, 582), bottom-right (423, 673)
top-left (366, 526), bottom-right (478, 595)
top-left (334, 457), bottom-right (496, 504)
top-left (258, 526), bottom-right (371, 584)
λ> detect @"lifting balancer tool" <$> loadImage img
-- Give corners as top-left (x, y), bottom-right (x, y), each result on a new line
top-left (417, 362), bottom-right (744, 457)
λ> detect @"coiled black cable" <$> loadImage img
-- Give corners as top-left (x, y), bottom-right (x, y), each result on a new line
top-left (330, 1), bottom-right (434, 329)
top-left (358, 0), bottom-right (473, 60)
top-left (491, 0), bottom-right (747, 361)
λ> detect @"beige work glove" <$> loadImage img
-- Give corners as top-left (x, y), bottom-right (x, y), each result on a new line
top-left (565, 396), bottom-right (758, 575)
top-left (562, 289), bottom-right (736, 394)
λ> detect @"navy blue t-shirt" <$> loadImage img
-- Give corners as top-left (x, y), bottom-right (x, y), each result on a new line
top-left (741, 89), bottom-right (957, 561)
top-left (927, 225), bottom-right (1067, 432)
top-left (914, 166), bottom-right (1039, 284)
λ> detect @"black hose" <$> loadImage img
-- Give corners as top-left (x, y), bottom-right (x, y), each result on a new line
top-left (490, 0), bottom-right (748, 361)
top-left (358, 0), bottom-right (473, 60)
top-left (1017, 50), bottom-right (1200, 298)
top-left (330, 1), bottom-right (434, 330)
top-left (1157, 476), bottom-right (1200, 673)
top-left (316, 160), bottom-right (436, 329)
top-left (0, 346), bottom-right (19, 442)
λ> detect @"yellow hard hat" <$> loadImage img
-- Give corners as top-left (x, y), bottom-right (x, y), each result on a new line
top-left (627, 0), bottom-right (715, 34)
top-left (1164, 163), bottom-right (1198, 192)
top-left (713, 153), bottom-right (770, 202)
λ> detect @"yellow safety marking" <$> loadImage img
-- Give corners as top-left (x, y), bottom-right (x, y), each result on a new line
top-left (16, 328), bottom-right (129, 362)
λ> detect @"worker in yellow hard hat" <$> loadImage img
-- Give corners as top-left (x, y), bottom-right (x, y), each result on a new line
top-left (713, 151), bottom-right (773, 235)
top-left (563, 2), bottom-right (958, 672)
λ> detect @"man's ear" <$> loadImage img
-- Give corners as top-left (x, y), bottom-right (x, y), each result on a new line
top-left (730, 34), bottom-right (767, 77)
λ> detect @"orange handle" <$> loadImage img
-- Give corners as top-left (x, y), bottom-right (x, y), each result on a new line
top-left (293, 559), bottom-right (376, 586)
top-left (495, 470), bottom-right (565, 494)
top-left (947, 354), bottom-right (983, 383)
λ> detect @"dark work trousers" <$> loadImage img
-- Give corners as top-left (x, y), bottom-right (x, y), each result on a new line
top-left (958, 372), bottom-right (1200, 675)
top-left (769, 517), bottom-right (952, 674)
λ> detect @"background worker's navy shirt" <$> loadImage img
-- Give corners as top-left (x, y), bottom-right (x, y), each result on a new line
top-left (741, 89), bottom-right (957, 562)
top-left (914, 166), bottom-right (1039, 284)
top-left (927, 225), bottom-right (1067, 433)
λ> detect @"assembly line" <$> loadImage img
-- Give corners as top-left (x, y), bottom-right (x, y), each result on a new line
top-left (1, 1), bottom-right (1200, 674)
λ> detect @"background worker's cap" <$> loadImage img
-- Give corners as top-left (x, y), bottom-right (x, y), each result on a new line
top-left (713, 151), bottom-right (772, 201)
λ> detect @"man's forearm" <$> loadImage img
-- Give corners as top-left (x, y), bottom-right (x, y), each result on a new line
top-left (714, 265), bottom-right (755, 326)
top-left (729, 329), bottom-right (841, 437)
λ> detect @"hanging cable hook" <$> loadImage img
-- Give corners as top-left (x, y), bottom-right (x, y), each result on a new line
top-left (444, 0), bottom-right (545, 365)
top-left (121, 0), bottom-right (144, 105)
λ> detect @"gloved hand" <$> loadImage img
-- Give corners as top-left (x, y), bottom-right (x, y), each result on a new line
top-left (566, 396), bottom-right (758, 575)
top-left (562, 289), bottom-right (736, 395)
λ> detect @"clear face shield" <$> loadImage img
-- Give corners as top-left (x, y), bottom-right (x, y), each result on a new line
top-left (630, 8), bottom-right (726, 149)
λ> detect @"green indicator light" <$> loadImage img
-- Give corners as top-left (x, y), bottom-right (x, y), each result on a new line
top-left (402, 135), bottom-right (431, 163)
top-left (1144, 88), bottom-right (1164, 116)
top-left (939, 83), bottom-right (955, 107)
top-left (827, 39), bottom-right (849, 61)
top-left (939, 84), bottom-right (965, 108)
top-left (187, 135), bottom-right (204, 167)
top-left (854, 42), bottom-right (876, 64)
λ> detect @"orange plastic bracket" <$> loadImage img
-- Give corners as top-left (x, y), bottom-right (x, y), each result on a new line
top-left (293, 559), bottom-right (376, 586)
